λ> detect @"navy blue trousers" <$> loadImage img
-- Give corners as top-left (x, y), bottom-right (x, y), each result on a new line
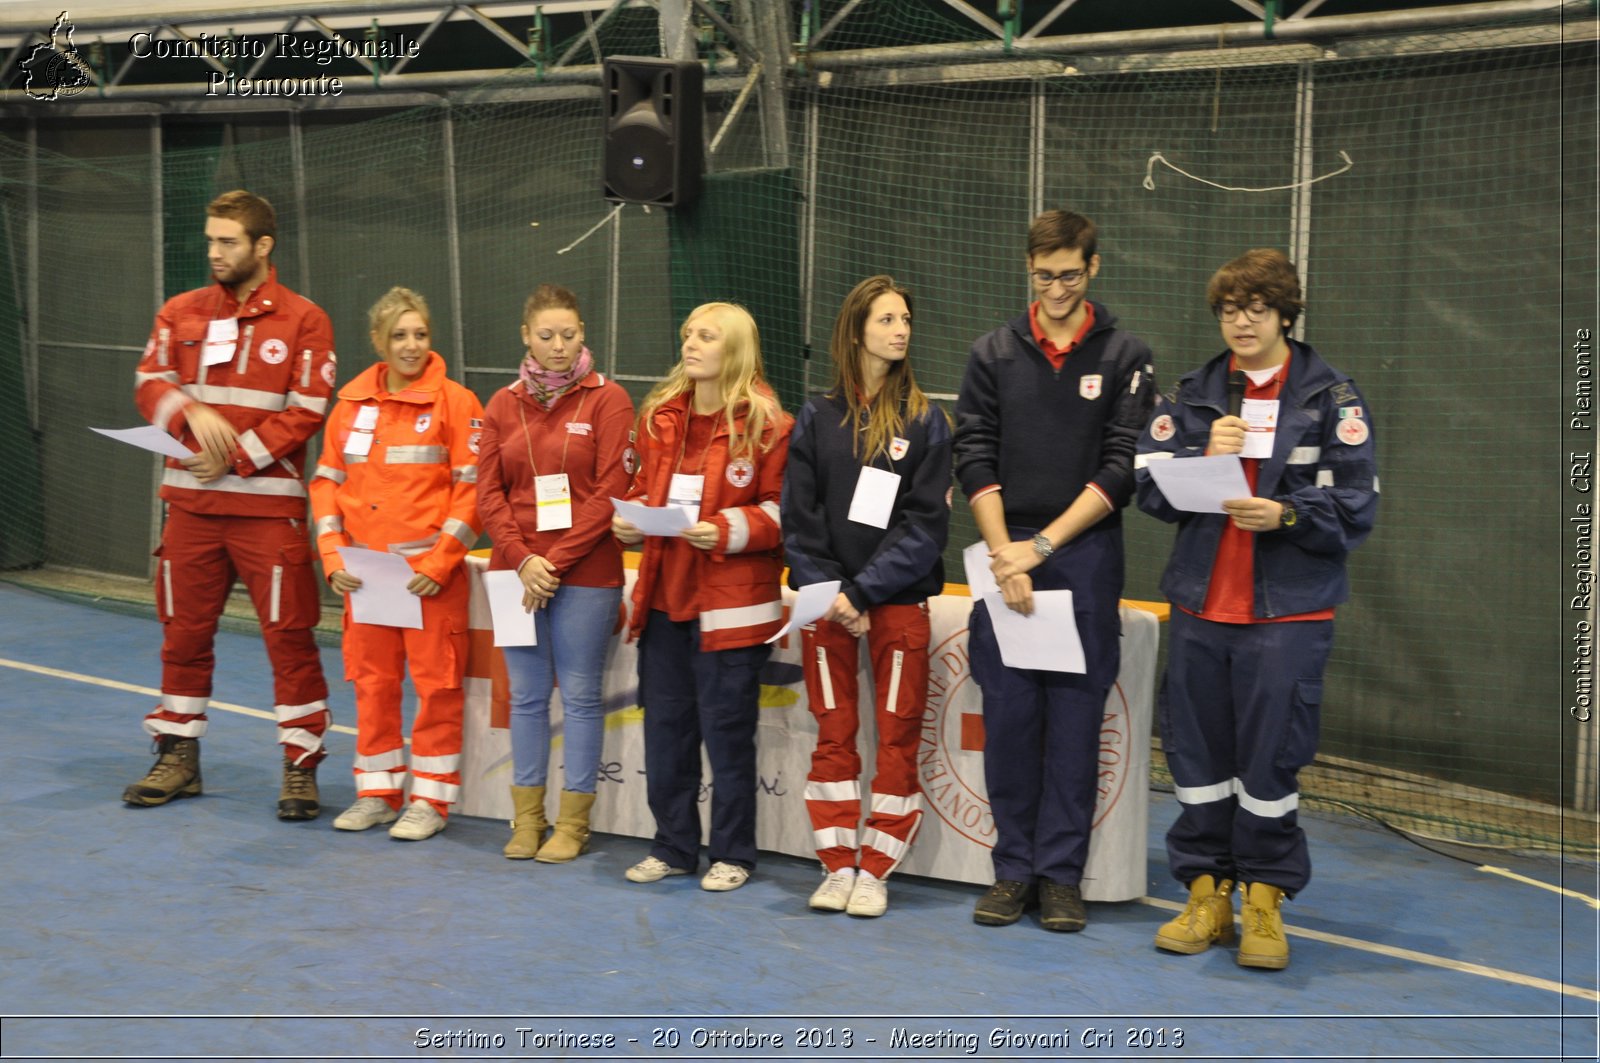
top-left (637, 610), bottom-right (769, 871)
top-left (1160, 608), bottom-right (1332, 896)
top-left (969, 524), bottom-right (1123, 886)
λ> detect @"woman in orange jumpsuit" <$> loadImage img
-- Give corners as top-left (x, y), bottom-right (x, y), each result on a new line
top-left (310, 286), bottom-right (484, 841)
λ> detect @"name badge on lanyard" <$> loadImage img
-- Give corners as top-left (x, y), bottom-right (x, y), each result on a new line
top-left (535, 472), bottom-right (573, 531)
top-left (1239, 397), bottom-right (1280, 460)
top-left (847, 465), bottom-right (900, 529)
top-left (668, 472), bottom-right (704, 524)
top-left (202, 318), bottom-right (239, 367)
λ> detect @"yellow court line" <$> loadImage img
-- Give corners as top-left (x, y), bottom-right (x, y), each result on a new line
top-left (0, 657), bottom-right (359, 736)
top-left (8, 655), bottom-right (1596, 1003)
top-left (1139, 897), bottom-right (1598, 1002)
top-left (1478, 865), bottom-right (1600, 910)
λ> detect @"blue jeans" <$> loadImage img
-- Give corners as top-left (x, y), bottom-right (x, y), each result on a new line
top-left (502, 583), bottom-right (622, 792)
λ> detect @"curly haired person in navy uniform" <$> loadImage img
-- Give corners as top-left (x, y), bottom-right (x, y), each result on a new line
top-left (1136, 249), bottom-right (1377, 969)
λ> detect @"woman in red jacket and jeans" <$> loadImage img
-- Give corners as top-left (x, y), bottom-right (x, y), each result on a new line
top-left (476, 284), bottom-right (636, 863)
top-left (612, 302), bottom-right (791, 893)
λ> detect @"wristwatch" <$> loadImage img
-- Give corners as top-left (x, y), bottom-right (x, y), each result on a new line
top-left (1279, 503), bottom-right (1298, 530)
top-left (1031, 534), bottom-right (1054, 559)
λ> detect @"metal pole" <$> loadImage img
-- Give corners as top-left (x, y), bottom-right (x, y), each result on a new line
top-left (1289, 62), bottom-right (1313, 342)
top-left (23, 118), bottom-right (38, 435)
top-left (608, 206), bottom-right (621, 380)
top-left (289, 107), bottom-right (311, 292)
top-left (800, 92), bottom-right (819, 399)
top-left (148, 114), bottom-right (166, 566)
top-left (658, 0), bottom-right (694, 61)
top-left (441, 105), bottom-right (466, 381)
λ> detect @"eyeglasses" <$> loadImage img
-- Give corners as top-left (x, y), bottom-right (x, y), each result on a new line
top-left (1214, 301), bottom-right (1271, 323)
top-left (1030, 268), bottom-right (1088, 289)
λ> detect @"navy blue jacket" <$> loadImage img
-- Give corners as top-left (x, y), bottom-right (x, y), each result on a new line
top-left (781, 391), bottom-right (952, 611)
top-left (1135, 339), bottom-right (1378, 619)
top-left (954, 302), bottom-right (1155, 527)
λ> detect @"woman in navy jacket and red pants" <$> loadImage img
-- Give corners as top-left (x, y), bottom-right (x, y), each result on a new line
top-left (781, 275), bottom-right (951, 918)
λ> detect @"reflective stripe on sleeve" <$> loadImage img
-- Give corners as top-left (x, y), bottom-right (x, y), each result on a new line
top-left (1134, 452), bottom-right (1174, 470)
top-left (1316, 469), bottom-right (1335, 488)
top-left (238, 428), bottom-right (274, 470)
top-left (442, 519), bottom-right (475, 549)
top-left (451, 465), bottom-right (478, 484)
top-left (152, 390), bottom-right (191, 434)
top-left (314, 515), bottom-right (343, 537)
top-left (181, 383), bottom-right (288, 411)
top-left (388, 534), bottom-right (441, 557)
top-left (1287, 446), bottom-right (1321, 465)
top-left (285, 392), bottom-right (328, 415)
top-left (136, 370), bottom-right (180, 387)
top-left (723, 508), bottom-right (750, 553)
top-left (312, 465), bottom-right (346, 485)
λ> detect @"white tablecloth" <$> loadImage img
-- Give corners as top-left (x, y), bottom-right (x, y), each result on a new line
top-left (456, 556), bottom-right (1157, 901)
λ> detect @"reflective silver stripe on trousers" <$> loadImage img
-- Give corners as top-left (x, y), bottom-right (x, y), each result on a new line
top-left (269, 565), bottom-right (282, 624)
top-left (815, 646), bottom-right (836, 710)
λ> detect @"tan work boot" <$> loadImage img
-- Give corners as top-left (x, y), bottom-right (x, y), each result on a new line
top-left (1237, 882), bottom-right (1290, 969)
top-left (503, 785), bottom-right (549, 859)
top-left (535, 790), bottom-right (595, 863)
top-left (277, 759), bottom-right (320, 821)
top-left (1154, 875), bottom-right (1236, 954)
top-left (122, 736), bottom-right (202, 806)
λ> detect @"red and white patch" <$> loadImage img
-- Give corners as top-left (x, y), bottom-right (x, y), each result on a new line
top-left (889, 436), bottom-right (910, 461)
top-left (259, 338), bottom-right (289, 365)
top-left (414, 412), bottom-right (432, 434)
top-left (1150, 414), bottom-right (1175, 442)
top-left (320, 360), bottom-right (336, 388)
top-left (726, 457), bottom-right (755, 488)
top-left (468, 431), bottom-right (481, 455)
top-left (143, 338), bottom-right (155, 360)
top-left (565, 422), bottom-right (592, 435)
top-left (622, 447), bottom-right (639, 475)
top-left (1079, 374), bottom-right (1103, 400)
top-left (1336, 417), bottom-right (1369, 446)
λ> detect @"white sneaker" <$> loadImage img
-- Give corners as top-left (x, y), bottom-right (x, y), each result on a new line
top-left (333, 797), bottom-right (398, 831)
top-left (625, 855), bottom-right (689, 883)
top-left (388, 800), bottom-right (445, 841)
top-left (700, 861), bottom-right (751, 892)
top-left (808, 868), bottom-right (856, 911)
top-left (846, 872), bottom-right (888, 917)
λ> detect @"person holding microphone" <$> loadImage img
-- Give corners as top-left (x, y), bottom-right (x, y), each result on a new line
top-left (612, 302), bottom-right (791, 893)
top-left (1136, 249), bottom-right (1377, 969)
top-left (781, 275), bottom-right (951, 918)
top-left (310, 286), bottom-right (483, 841)
top-left (476, 284), bottom-right (636, 862)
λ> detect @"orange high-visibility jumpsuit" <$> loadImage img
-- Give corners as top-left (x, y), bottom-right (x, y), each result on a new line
top-left (309, 352), bottom-right (483, 816)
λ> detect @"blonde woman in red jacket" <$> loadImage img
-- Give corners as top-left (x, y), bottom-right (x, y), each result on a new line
top-left (476, 284), bottom-right (636, 863)
top-left (309, 286), bottom-right (484, 842)
top-left (612, 302), bottom-right (791, 893)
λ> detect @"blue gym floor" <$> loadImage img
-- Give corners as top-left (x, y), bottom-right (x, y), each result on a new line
top-left (0, 581), bottom-right (1594, 1063)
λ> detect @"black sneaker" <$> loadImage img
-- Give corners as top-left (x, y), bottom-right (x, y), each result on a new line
top-left (973, 879), bottom-right (1035, 926)
top-left (1039, 881), bottom-right (1086, 932)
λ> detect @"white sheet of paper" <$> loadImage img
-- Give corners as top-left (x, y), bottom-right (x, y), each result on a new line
top-left (981, 589), bottom-right (1085, 673)
top-left (1240, 397), bottom-right (1279, 459)
top-left (765, 580), bottom-right (843, 644)
top-left (847, 465), bottom-right (900, 528)
top-left (483, 569), bottom-right (538, 647)
top-left (610, 497), bottom-right (695, 537)
top-left (90, 425), bottom-right (195, 460)
top-left (961, 540), bottom-right (1000, 599)
top-left (336, 546), bottom-right (422, 629)
top-left (1144, 453), bottom-right (1252, 513)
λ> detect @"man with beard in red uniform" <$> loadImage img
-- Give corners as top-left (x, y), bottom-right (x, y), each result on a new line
top-left (124, 190), bottom-right (336, 821)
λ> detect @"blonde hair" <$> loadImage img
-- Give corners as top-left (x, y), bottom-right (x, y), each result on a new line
top-left (637, 302), bottom-right (781, 459)
top-left (368, 286), bottom-right (431, 357)
top-left (829, 275), bottom-right (930, 462)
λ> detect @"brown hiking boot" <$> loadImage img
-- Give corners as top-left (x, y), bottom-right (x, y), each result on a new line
top-left (277, 760), bottom-right (320, 821)
top-left (123, 736), bottom-right (202, 806)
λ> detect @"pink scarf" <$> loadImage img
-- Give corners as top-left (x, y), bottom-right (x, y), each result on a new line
top-left (519, 347), bottom-right (593, 409)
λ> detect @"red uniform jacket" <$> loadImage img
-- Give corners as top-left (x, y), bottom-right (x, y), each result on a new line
top-left (309, 352), bottom-right (484, 588)
top-left (135, 266), bottom-right (336, 518)
top-left (476, 371), bottom-right (636, 589)
top-left (626, 391), bottom-right (792, 651)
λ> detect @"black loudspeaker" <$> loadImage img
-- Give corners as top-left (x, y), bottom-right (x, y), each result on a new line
top-left (603, 56), bottom-right (704, 208)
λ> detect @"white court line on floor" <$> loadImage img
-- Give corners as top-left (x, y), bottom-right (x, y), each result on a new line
top-left (1478, 864), bottom-right (1600, 910)
top-left (0, 656), bottom-right (358, 737)
top-left (5, 653), bottom-right (1595, 1004)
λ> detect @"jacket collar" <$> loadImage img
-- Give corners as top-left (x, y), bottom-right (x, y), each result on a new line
top-left (1180, 338), bottom-right (1341, 406)
top-left (338, 350), bottom-right (449, 404)
top-left (214, 264), bottom-right (285, 319)
top-left (1007, 299), bottom-right (1117, 350)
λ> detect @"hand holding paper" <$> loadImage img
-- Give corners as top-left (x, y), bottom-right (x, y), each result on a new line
top-left (1144, 453), bottom-right (1252, 513)
top-left (610, 498), bottom-right (694, 537)
top-left (766, 580), bottom-right (843, 643)
top-left (335, 547), bottom-right (423, 629)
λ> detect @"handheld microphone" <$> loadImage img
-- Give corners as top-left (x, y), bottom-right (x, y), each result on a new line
top-left (1227, 370), bottom-right (1246, 418)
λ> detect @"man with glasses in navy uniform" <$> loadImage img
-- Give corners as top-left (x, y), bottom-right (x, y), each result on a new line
top-left (1136, 248), bottom-right (1377, 970)
top-left (954, 209), bottom-right (1156, 933)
